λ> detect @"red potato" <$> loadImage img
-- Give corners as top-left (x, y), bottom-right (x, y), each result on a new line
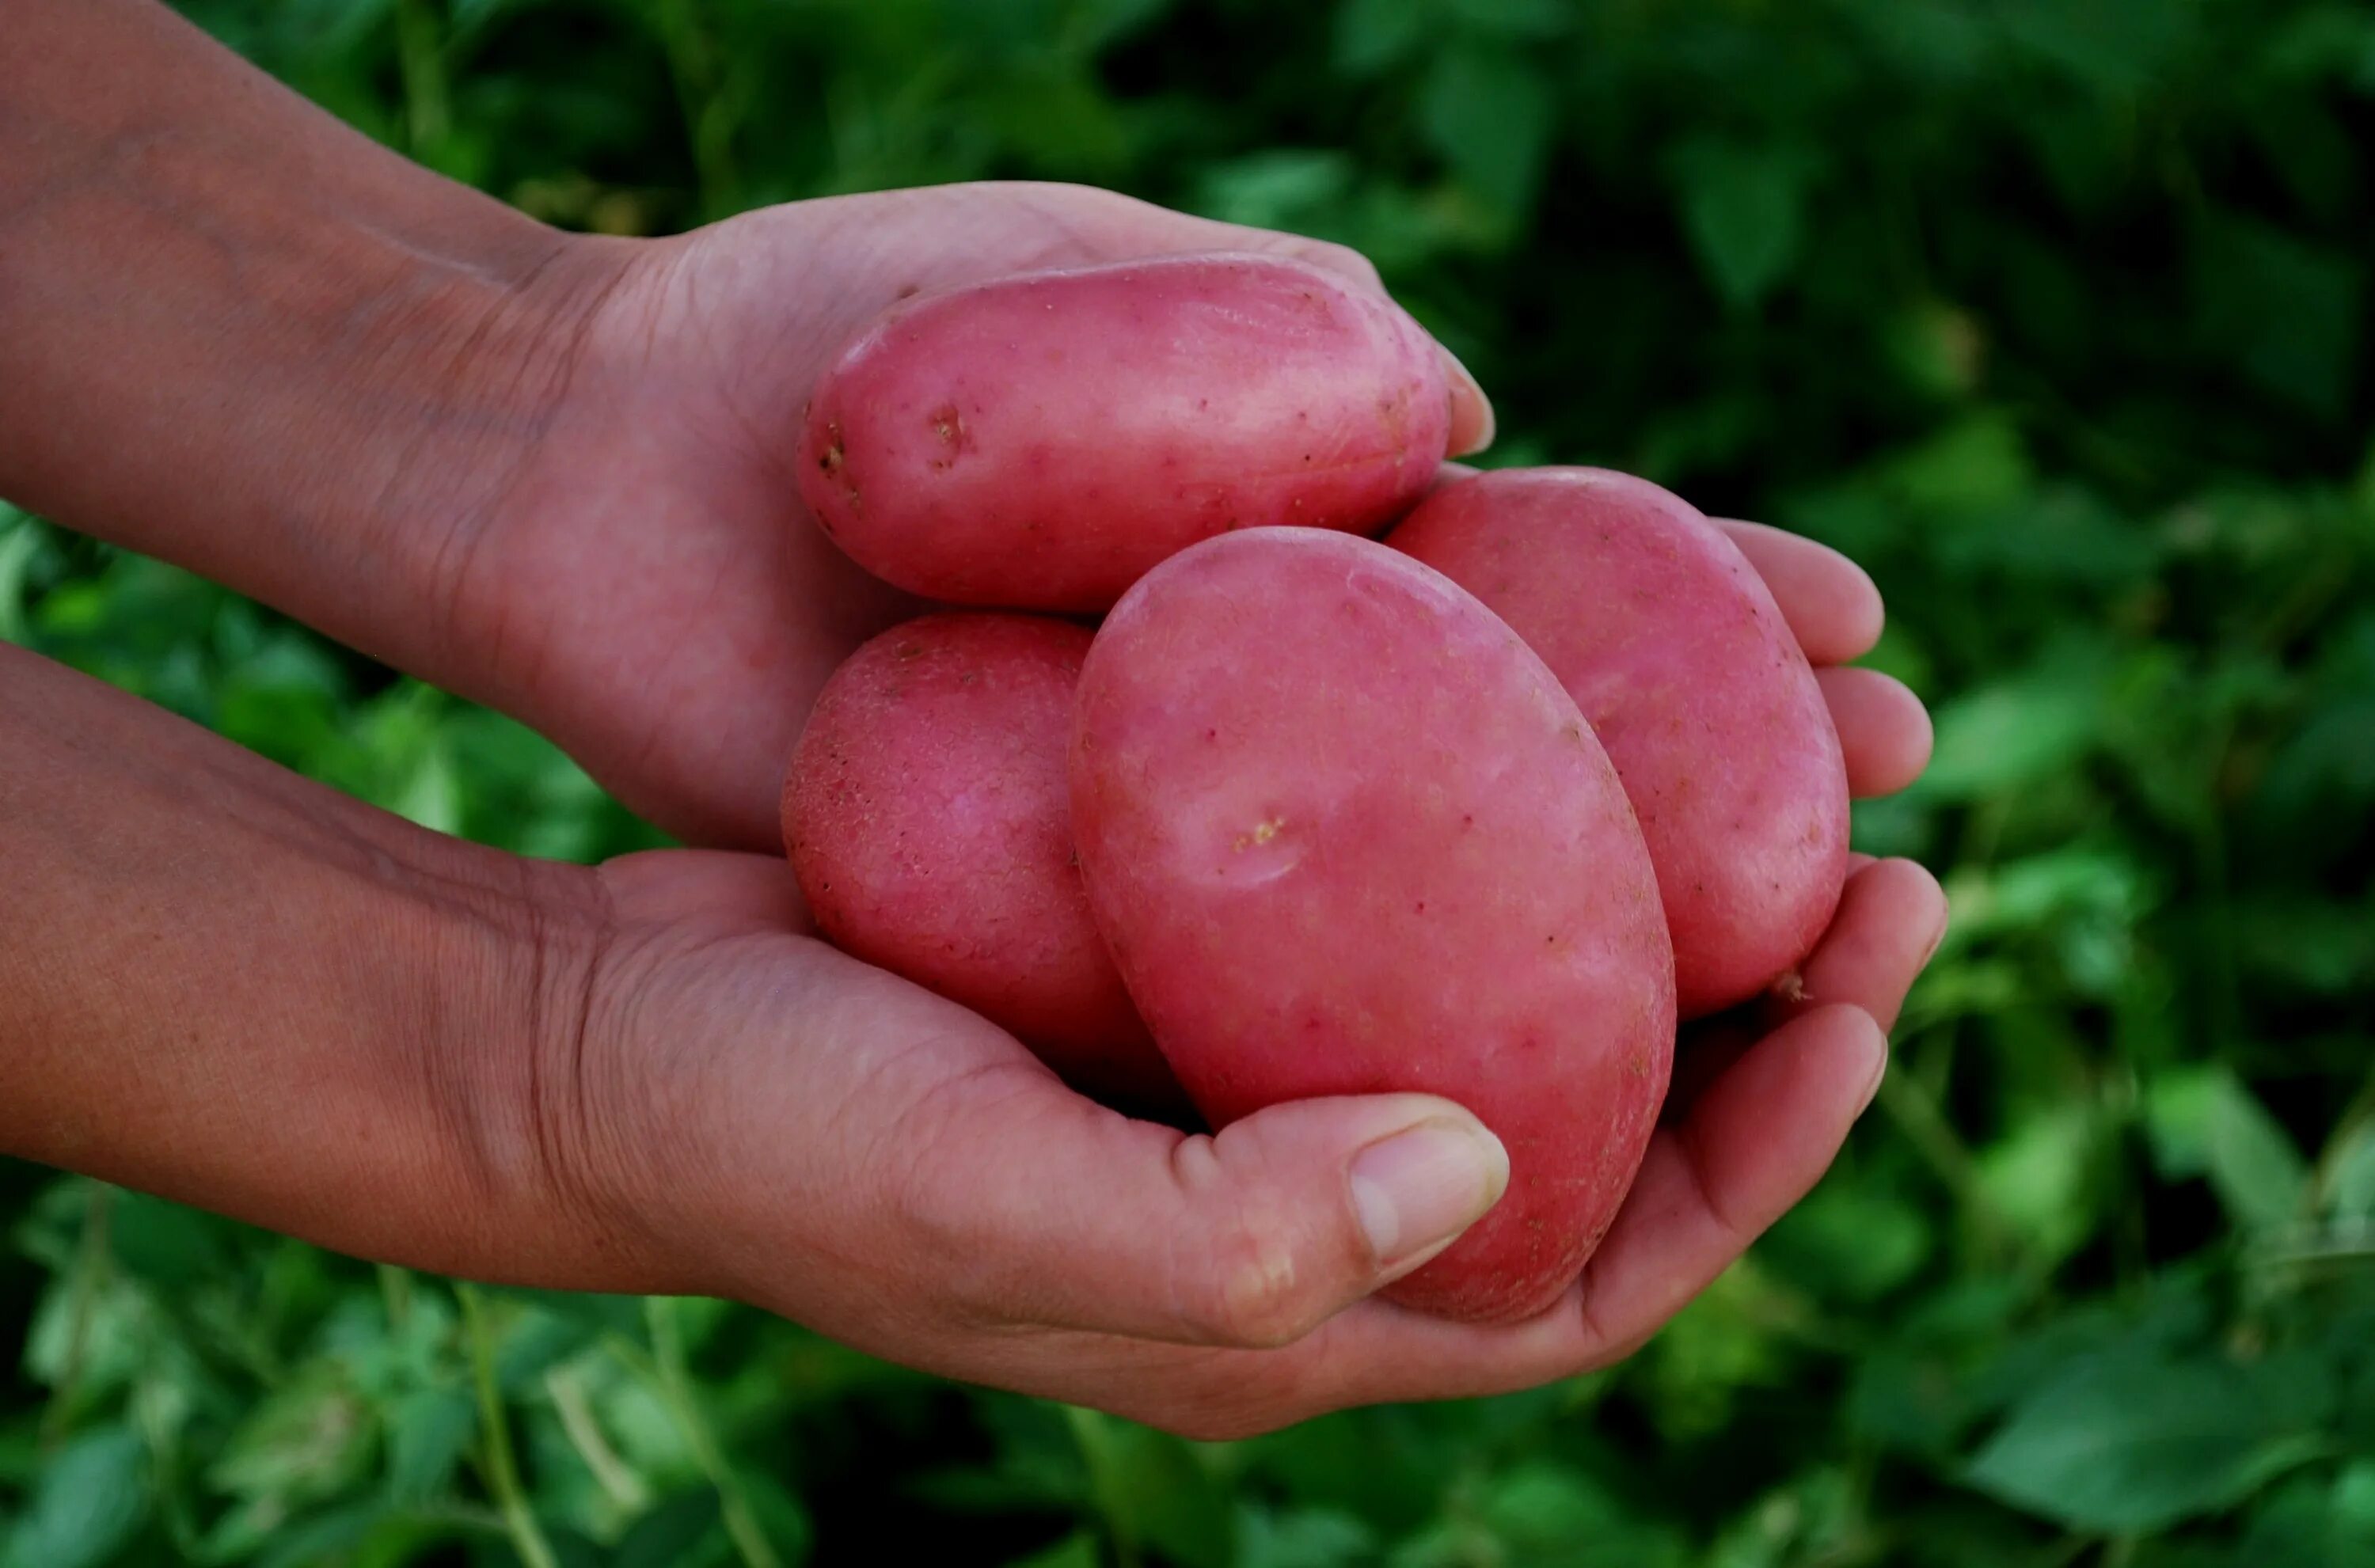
top-left (1070, 529), bottom-right (1677, 1324)
top-left (798, 255), bottom-right (1453, 613)
top-left (1389, 469), bottom-right (1850, 1018)
top-left (782, 614), bottom-right (1179, 1110)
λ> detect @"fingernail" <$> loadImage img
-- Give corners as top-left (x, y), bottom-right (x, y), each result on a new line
top-left (1921, 902), bottom-right (1952, 966)
top-left (1439, 345), bottom-right (1496, 457)
top-left (1350, 1119), bottom-right (1510, 1270)
top-left (1859, 1029), bottom-right (1890, 1113)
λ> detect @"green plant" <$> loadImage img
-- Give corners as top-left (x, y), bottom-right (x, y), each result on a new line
top-left (6, 2), bottom-right (2372, 1562)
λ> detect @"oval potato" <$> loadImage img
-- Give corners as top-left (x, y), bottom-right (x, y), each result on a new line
top-left (1070, 529), bottom-right (1676, 1323)
top-left (798, 255), bottom-right (1453, 613)
top-left (1391, 469), bottom-right (1850, 1016)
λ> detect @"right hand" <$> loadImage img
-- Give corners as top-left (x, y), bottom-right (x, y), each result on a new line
top-left (534, 836), bottom-right (1941, 1440)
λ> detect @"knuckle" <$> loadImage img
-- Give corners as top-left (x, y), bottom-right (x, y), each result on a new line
top-left (1178, 1214), bottom-right (1325, 1349)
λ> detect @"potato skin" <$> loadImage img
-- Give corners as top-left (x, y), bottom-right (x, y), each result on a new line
top-left (1390, 469), bottom-right (1850, 1018)
top-left (798, 255), bottom-right (1453, 613)
top-left (1070, 530), bottom-right (1676, 1323)
top-left (782, 613), bottom-right (1177, 1109)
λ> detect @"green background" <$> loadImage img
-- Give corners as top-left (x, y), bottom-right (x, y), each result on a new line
top-left (6, 1), bottom-right (2375, 1563)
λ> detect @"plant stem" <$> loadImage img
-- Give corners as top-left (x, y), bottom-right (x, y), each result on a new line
top-left (380, 1263), bottom-right (414, 1337)
top-left (1876, 1068), bottom-right (2015, 1262)
top-left (458, 1284), bottom-right (560, 1568)
top-left (1065, 1404), bottom-right (1143, 1568)
top-left (547, 1362), bottom-right (650, 1512)
top-left (655, 0), bottom-right (742, 218)
top-left (393, 0), bottom-right (452, 161)
top-left (645, 1297), bottom-right (783, 1568)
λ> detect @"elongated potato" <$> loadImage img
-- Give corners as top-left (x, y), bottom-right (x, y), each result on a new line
top-left (782, 614), bottom-right (1177, 1110)
top-left (798, 255), bottom-right (1453, 613)
top-left (1390, 469), bottom-right (1850, 1017)
top-left (1070, 530), bottom-right (1676, 1323)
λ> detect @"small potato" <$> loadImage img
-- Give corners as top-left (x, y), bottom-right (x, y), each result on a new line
top-left (798, 255), bottom-right (1452, 613)
top-left (782, 613), bottom-right (1177, 1110)
top-left (1070, 530), bottom-right (1676, 1324)
top-left (1391, 469), bottom-right (1850, 1017)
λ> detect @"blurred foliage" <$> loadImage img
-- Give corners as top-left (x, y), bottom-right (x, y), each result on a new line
top-left (7, 0), bottom-right (2375, 1562)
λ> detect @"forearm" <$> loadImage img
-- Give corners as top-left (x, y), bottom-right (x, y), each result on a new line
top-left (0, 0), bottom-right (614, 665)
top-left (0, 642), bottom-right (660, 1289)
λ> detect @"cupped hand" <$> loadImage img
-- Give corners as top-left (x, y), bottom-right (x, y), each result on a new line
top-left (550, 502), bottom-right (1940, 1439)
top-left (431, 182), bottom-right (1490, 850)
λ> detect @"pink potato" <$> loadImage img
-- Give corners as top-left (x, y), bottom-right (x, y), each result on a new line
top-left (1390, 469), bottom-right (1851, 1018)
top-left (782, 613), bottom-right (1179, 1110)
top-left (797, 255), bottom-right (1453, 613)
top-left (1070, 529), bottom-right (1677, 1324)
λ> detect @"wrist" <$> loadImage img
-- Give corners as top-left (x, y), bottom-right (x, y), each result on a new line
top-left (0, 642), bottom-right (691, 1294)
top-left (0, 0), bottom-right (640, 696)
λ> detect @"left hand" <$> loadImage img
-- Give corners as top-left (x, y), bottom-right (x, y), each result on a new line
top-left (401, 181), bottom-right (1491, 847)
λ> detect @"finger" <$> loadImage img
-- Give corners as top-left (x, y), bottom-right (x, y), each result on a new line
top-left (1092, 1002), bottom-right (1893, 1431)
top-left (1763, 856), bottom-right (1948, 1035)
top-left (1712, 520), bottom-right (1885, 665)
top-left (1560, 1003), bottom-right (1885, 1363)
top-left (1818, 666), bottom-right (1935, 798)
top-left (1668, 852), bottom-right (1937, 1114)
top-left (903, 1082), bottom-right (1510, 1350)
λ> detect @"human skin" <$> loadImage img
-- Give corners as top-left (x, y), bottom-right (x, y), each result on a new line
top-left (0, 0), bottom-right (1941, 1437)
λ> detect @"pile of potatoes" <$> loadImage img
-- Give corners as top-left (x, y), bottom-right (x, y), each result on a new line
top-left (782, 256), bottom-right (1849, 1325)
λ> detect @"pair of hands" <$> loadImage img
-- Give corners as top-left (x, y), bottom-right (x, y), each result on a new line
top-left (357, 184), bottom-right (1941, 1437)
top-left (0, 22), bottom-right (1942, 1437)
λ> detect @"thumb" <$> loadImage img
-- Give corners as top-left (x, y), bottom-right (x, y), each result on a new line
top-left (906, 1084), bottom-right (1510, 1350)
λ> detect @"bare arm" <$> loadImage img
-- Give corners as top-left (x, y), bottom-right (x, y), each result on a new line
top-left (0, 640), bottom-right (651, 1289)
top-left (0, 0), bottom-right (609, 670)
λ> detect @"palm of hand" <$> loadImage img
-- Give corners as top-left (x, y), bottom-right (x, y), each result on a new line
top-left (450, 182), bottom-right (1941, 1435)
top-left (453, 184), bottom-right (1404, 849)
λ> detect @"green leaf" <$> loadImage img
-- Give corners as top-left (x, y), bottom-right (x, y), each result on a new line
top-left (1239, 1505), bottom-right (1376, 1568)
top-left (1332, 0), bottom-right (1423, 75)
top-left (1008, 1532), bottom-right (1100, 1568)
top-left (491, 1286), bottom-right (648, 1340)
top-left (1473, 1465), bottom-right (1685, 1567)
top-left (1918, 674), bottom-right (2101, 801)
top-left (615, 1489), bottom-right (723, 1568)
top-left (385, 1386), bottom-right (475, 1503)
top-left (2147, 1067), bottom-right (2310, 1230)
top-left (1758, 1182), bottom-right (1934, 1302)
top-left (1, 1426), bottom-right (149, 1568)
top-left (1445, 0), bottom-right (1571, 36)
top-left (1419, 46), bottom-right (1556, 215)
top-left (209, 1367), bottom-right (375, 1504)
top-left (106, 1193), bottom-right (232, 1287)
top-left (1974, 1102), bottom-right (2100, 1267)
top-left (1965, 1355), bottom-right (2327, 1532)
top-left (1069, 1410), bottom-right (1233, 1568)
top-left (0, 505), bottom-right (39, 646)
top-left (250, 1504), bottom-right (413, 1568)
top-left (2325, 1122), bottom-right (2375, 1217)
top-left (2193, 213), bottom-right (2366, 420)
top-left (737, 1468), bottom-right (816, 1568)
top-left (1670, 141), bottom-right (1814, 309)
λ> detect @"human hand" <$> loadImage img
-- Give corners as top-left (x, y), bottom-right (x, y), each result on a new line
top-left (0, 510), bottom-right (1933, 1445)
top-left (409, 182), bottom-right (1493, 848)
top-left (530, 509), bottom-right (1939, 1438)
top-left (2, 16), bottom-right (1941, 1429)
